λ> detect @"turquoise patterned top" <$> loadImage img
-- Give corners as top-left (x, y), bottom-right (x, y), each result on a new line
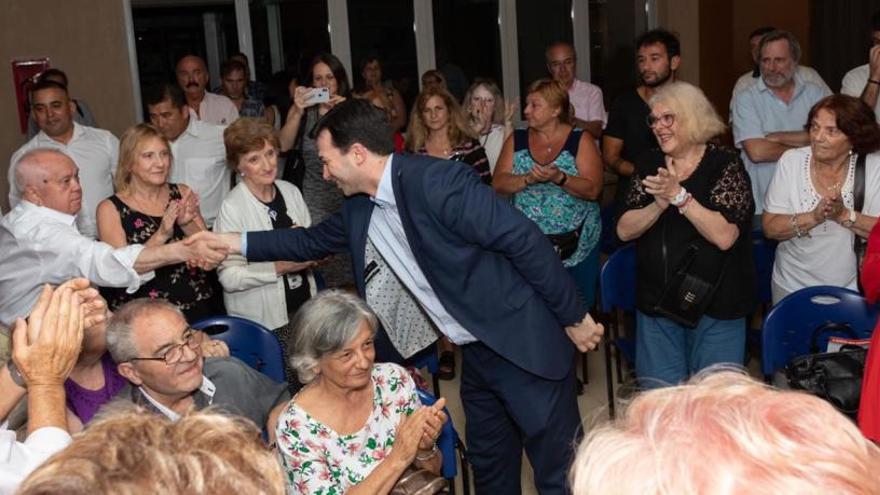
top-left (511, 128), bottom-right (600, 267)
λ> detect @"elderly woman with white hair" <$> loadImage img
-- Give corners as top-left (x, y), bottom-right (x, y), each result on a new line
top-left (569, 370), bottom-right (880, 494)
top-left (274, 290), bottom-right (447, 494)
top-left (617, 81), bottom-right (755, 389)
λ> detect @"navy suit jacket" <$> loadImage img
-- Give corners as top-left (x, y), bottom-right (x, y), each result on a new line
top-left (247, 153), bottom-right (587, 380)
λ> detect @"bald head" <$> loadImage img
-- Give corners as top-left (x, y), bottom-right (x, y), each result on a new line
top-left (15, 148), bottom-right (82, 215)
top-left (176, 55), bottom-right (209, 99)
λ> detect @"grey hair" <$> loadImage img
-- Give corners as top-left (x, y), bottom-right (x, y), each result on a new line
top-left (13, 148), bottom-right (72, 190)
top-left (288, 290), bottom-right (378, 384)
top-left (758, 29), bottom-right (801, 64)
top-left (106, 298), bottom-right (185, 363)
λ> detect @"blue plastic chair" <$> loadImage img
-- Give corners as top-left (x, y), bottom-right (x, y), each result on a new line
top-left (761, 286), bottom-right (879, 380)
top-left (192, 315), bottom-right (287, 384)
top-left (409, 344), bottom-right (441, 396)
top-left (417, 389), bottom-right (470, 495)
top-left (599, 243), bottom-right (637, 418)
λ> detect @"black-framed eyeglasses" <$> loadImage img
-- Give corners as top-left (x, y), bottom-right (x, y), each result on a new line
top-left (129, 328), bottom-right (200, 365)
top-left (646, 112), bottom-right (676, 128)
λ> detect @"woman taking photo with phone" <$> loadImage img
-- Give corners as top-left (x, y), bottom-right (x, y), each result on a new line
top-left (278, 52), bottom-right (353, 288)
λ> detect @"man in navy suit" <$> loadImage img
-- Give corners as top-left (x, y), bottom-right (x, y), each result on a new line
top-left (210, 100), bottom-right (604, 493)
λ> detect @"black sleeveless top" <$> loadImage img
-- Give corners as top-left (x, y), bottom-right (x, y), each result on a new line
top-left (99, 184), bottom-right (220, 322)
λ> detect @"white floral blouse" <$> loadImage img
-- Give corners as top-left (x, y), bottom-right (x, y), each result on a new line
top-left (275, 363), bottom-right (419, 494)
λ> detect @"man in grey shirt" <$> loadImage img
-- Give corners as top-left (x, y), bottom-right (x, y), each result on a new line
top-left (105, 298), bottom-right (288, 429)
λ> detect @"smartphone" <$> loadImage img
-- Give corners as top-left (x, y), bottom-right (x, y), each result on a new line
top-left (303, 87), bottom-right (330, 106)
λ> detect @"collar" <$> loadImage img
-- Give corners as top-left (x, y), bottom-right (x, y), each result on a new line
top-left (756, 70), bottom-right (805, 100)
top-left (138, 374), bottom-right (216, 421)
top-left (370, 154), bottom-right (396, 208)
top-left (179, 108), bottom-right (201, 140)
top-left (36, 121), bottom-right (83, 146)
top-left (20, 201), bottom-right (77, 226)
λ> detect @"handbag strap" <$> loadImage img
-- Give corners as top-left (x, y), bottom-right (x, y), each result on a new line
top-left (809, 322), bottom-right (858, 353)
top-left (854, 153), bottom-right (867, 292)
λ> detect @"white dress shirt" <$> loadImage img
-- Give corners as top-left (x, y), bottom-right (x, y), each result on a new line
top-left (194, 92), bottom-right (239, 126)
top-left (8, 122), bottom-right (118, 239)
top-left (0, 421), bottom-right (71, 495)
top-left (168, 111), bottom-right (230, 227)
top-left (139, 376), bottom-right (216, 422)
top-left (0, 202), bottom-right (153, 326)
top-left (367, 155), bottom-right (477, 345)
top-left (568, 78), bottom-right (607, 125)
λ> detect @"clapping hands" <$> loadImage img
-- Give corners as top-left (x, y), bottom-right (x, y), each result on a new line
top-left (392, 398), bottom-right (448, 465)
top-left (642, 161), bottom-right (682, 209)
top-left (176, 189), bottom-right (200, 228)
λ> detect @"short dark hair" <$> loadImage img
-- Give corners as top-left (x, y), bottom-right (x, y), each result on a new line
top-left (220, 60), bottom-right (247, 79)
top-left (545, 40), bottom-right (576, 61)
top-left (872, 10), bottom-right (880, 33)
top-left (143, 82), bottom-right (186, 109)
top-left (312, 99), bottom-right (394, 155)
top-left (749, 26), bottom-right (776, 40)
top-left (805, 95), bottom-right (880, 155)
top-left (309, 52), bottom-right (351, 97)
top-left (28, 77), bottom-right (70, 100)
top-left (38, 68), bottom-right (69, 87)
top-left (636, 28), bottom-right (681, 58)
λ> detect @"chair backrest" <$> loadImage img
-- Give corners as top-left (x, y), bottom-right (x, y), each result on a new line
top-left (751, 230), bottom-right (777, 306)
top-left (600, 243), bottom-right (636, 313)
top-left (417, 388), bottom-right (459, 480)
top-left (192, 316), bottom-right (286, 383)
top-left (761, 286), bottom-right (879, 376)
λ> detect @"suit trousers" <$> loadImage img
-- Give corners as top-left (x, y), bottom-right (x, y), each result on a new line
top-left (460, 342), bottom-right (581, 494)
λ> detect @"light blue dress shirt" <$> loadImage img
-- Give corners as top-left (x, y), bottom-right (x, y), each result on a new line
top-left (731, 74), bottom-right (830, 213)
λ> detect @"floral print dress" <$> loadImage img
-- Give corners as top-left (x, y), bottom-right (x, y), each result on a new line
top-left (275, 363), bottom-right (419, 494)
top-left (99, 183), bottom-right (220, 322)
top-left (511, 128), bottom-right (600, 268)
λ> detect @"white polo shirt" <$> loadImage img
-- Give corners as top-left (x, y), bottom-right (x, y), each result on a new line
top-left (193, 92), bottom-right (239, 126)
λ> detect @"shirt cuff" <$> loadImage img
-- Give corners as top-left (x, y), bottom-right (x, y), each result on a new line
top-left (241, 232), bottom-right (248, 258)
top-left (112, 244), bottom-right (155, 292)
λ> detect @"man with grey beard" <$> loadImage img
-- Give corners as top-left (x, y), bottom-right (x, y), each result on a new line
top-left (731, 30), bottom-right (830, 218)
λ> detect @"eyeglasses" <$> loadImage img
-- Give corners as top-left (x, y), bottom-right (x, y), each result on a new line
top-left (129, 328), bottom-right (200, 365)
top-left (646, 112), bottom-right (676, 128)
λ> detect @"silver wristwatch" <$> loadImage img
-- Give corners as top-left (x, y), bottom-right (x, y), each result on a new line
top-left (842, 209), bottom-right (857, 228)
top-left (6, 360), bottom-right (26, 388)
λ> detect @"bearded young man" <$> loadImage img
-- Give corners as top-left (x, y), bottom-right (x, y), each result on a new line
top-left (603, 29), bottom-right (681, 218)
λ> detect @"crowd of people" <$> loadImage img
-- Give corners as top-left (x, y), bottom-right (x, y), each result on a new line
top-left (2, 15), bottom-right (880, 494)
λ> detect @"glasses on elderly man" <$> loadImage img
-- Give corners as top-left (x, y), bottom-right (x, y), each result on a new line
top-left (646, 112), bottom-right (676, 128)
top-left (129, 328), bottom-right (201, 365)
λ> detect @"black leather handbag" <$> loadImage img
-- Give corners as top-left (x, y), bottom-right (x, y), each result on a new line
top-left (546, 225), bottom-right (582, 260)
top-left (785, 322), bottom-right (867, 418)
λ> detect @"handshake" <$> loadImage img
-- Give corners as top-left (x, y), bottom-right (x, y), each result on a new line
top-left (179, 231), bottom-right (233, 270)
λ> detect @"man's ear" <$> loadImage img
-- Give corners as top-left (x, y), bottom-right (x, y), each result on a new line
top-left (349, 142), bottom-right (368, 166)
top-left (68, 100), bottom-right (76, 116)
top-left (21, 185), bottom-right (42, 206)
top-left (670, 55), bottom-right (682, 72)
top-left (118, 362), bottom-right (143, 386)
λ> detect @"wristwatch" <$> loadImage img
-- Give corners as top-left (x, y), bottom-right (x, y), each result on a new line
top-left (6, 360), bottom-right (26, 388)
top-left (843, 209), bottom-right (857, 228)
top-left (671, 187), bottom-right (689, 207)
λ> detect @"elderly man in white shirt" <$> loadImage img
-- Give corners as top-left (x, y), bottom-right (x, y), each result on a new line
top-left (0, 278), bottom-right (97, 495)
top-left (145, 83), bottom-right (229, 227)
top-left (7, 80), bottom-right (118, 239)
top-left (0, 149), bottom-right (229, 328)
top-left (176, 55), bottom-right (239, 126)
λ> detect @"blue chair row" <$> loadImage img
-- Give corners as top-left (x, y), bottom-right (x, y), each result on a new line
top-left (599, 243), bottom-right (637, 419)
top-left (192, 315), bottom-right (287, 383)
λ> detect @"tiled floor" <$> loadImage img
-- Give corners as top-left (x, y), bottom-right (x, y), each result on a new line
top-left (426, 343), bottom-right (764, 494)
